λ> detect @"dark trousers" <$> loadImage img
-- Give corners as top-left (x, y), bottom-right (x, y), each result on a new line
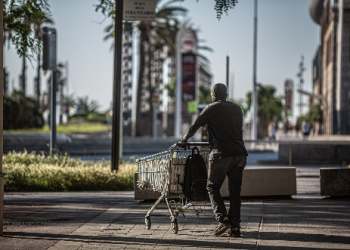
top-left (207, 154), bottom-right (246, 228)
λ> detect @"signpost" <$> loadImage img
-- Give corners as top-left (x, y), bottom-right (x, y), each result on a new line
top-left (123, 0), bottom-right (156, 21)
top-left (112, 0), bottom-right (156, 171)
top-left (42, 27), bottom-right (57, 156)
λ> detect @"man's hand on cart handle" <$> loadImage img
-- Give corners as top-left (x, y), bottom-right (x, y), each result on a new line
top-left (169, 140), bottom-right (187, 150)
top-left (177, 140), bottom-right (187, 148)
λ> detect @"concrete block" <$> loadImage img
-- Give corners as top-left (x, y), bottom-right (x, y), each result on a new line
top-left (279, 143), bottom-right (350, 165)
top-left (134, 167), bottom-right (297, 200)
top-left (320, 168), bottom-right (350, 196)
top-left (221, 167), bottom-right (297, 197)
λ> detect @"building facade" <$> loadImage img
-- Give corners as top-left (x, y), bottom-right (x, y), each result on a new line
top-left (310, 0), bottom-right (350, 134)
top-left (122, 23), bottom-right (133, 136)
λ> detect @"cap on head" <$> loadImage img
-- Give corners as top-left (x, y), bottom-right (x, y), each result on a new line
top-left (211, 83), bottom-right (228, 102)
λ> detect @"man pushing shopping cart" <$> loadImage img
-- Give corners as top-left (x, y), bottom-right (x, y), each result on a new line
top-left (137, 83), bottom-right (247, 237)
top-left (179, 83), bottom-right (248, 237)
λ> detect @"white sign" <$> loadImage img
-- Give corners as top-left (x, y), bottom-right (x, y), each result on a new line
top-left (124, 0), bottom-right (156, 21)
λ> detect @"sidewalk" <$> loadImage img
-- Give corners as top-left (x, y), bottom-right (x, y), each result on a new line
top-left (1, 166), bottom-right (350, 249)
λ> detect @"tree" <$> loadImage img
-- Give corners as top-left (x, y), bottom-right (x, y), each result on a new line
top-left (300, 103), bottom-right (322, 135)
top-left (134, 1), bottom-right (187, 136)
top-left (3, 90), bottom-right (44, 129)
top-left (3, 0), bottom-right (52, 60)
top-left (76, 96), bottom-right (100, 114)
top-left (3, 0), bottom-right (52, 97)
top-left (95, 1), bottom-right (187, 136)
top-left (246, 85), bottom-right (283, 139)
top-left (199, 85), bottom-right (211, 104)
top-left (197, 0), bottom-right (238, 20)
top-left (33, 18), bottom-right (53, 106)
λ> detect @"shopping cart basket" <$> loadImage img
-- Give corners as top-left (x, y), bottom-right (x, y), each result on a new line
top-left (136, 142), bottom-right (210, 234)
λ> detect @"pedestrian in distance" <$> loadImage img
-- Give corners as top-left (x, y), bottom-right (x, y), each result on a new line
top-left (179, 83), bottom-right (248, 237)
top-left (302, 120), bottom-right (310, 140)
top-left (268, 121), bottom-right (276, 141)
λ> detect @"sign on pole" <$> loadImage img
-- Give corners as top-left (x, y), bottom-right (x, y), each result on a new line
top-left (124, 0), bottom-right (156, 21)
top-left (182, 53), bottom-right (196, 102)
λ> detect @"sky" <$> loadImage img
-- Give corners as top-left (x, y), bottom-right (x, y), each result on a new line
top-left (4, 0), bottom-right (320, 120)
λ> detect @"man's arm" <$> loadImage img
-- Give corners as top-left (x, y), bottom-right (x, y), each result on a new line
top-left (181, 104), bottom-right (211, 142)
top-left (181, 123), bottom-right (202, 142)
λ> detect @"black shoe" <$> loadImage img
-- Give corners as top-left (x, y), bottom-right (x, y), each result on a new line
top-left (213, 217), bottom-right (231, 236)
top-left (228, 227), bottom-right (242, 237)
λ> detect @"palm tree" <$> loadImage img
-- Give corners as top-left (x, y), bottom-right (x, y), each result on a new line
top-left (246, 85), bottom-right (283, 139)
top-left (97, 0), bottom-right (188, 136)
top-left (3, 0), bottom-right (52, 96)
top-left (33, 18), bottom-right (53, 108)
top-left (161, 19), bottom-right (213, 136)
top-left (62, 94), bottom-right (76, 119)
top-left (135, 0), bottom-right (187, 136)
top-left (76, 96), bottom-right (100, 114)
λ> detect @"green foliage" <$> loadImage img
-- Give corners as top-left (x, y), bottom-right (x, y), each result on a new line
top-left (246, 85), bottom-right (283, 138)
top-left (3, 151), bottom-right (137, 191)
top-left (5, 123), bottom-right (109, 134)
top-left (164, 77), bottom-right (176, 98)
top-left (199, 85), bottom-right (211, 104)
top-left (295, 103), bottom-right (322, 131)
top-left (4, 90), bottom-right (44, 129)
top-left (3, 0), bottom-right (52, 60)
top-left (197, 0), bottom-right (238, 20)
top-left (76, 96), bottom-right (100, 114)
top-left (86, 112), bottom-right (107, 124)
top-left (69, 112), bottom-right (106, 124)
top-left (307, 103), bottom-right (322, 124)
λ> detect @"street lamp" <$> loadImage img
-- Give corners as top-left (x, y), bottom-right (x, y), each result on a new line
top-left (252, 0), bottom-right (258, 142)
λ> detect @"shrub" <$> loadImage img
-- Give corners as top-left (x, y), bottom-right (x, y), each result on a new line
top-left (3, 151), bottom-right (137, 192)
top-left (86, 112), bottom-right (107, 124)
top-left (4, 91), bottom-right (44, 129)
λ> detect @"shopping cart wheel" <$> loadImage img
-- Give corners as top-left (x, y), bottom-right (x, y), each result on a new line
top-left (171, 219), bottom-right (178, 234)
top-left (145, 216), bottom-right (151, 229)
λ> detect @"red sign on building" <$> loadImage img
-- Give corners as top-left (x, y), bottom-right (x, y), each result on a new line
top-left (182, 53), bottom-right (196, 102)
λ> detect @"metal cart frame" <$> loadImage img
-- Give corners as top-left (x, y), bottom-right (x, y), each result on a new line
top-left (136, 142), bottom-right (209, 234)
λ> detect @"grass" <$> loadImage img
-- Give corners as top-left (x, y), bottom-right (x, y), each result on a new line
top-left (4, 122), bottom-right (109, 134)
top-left (3, 151), bottom-right (137, 192)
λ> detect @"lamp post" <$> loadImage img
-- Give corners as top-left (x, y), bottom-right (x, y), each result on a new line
top-left (42, 27), bottom-right (57, 156)
top-left (252, 0), bottom-right (258, 142)
top-left (336, 0), bottom-right (343, 134)
top-left (111, 0), bottom-right (123, 171)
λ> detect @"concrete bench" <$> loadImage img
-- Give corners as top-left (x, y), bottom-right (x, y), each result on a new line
top-left (134, 167), bottom-right (297, 200)
top-left (320, 168), bottom-right (350, 196)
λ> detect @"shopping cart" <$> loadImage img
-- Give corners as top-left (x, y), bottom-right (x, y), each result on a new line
top-left (136, 142), bottom-right (210, 234)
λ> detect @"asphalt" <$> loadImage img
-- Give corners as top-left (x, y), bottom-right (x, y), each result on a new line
top-left (1, 164), bottom-right (350, 250)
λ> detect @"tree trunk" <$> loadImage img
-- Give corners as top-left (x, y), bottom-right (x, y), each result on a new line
top-left (36, 52), bottom-right (41, 109)
top-left (136, 30), bottom-right (152, 136)
top-left (136, 31), bottom-right (146, 136)
top-left (21, 56), bottom-right (26, 94)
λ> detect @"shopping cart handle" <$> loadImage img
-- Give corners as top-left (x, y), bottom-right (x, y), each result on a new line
top-left (169, 141), bottom-right (209, 150)
top-left (182, 142), bottom-right (209, 147)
